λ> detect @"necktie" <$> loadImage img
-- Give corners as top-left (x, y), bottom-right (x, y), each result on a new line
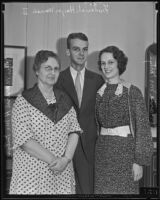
top-left (75, 71), bottom-right (82, 107)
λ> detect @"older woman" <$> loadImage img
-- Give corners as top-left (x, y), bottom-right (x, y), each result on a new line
top-left (9, 50), bottom-right (82, 194)
top-left (94, 46), bottom-right (153, 194)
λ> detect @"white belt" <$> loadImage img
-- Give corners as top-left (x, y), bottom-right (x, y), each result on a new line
top-left (100, 126), bottom-right (131, 137)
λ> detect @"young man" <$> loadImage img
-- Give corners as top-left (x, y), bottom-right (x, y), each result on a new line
top-left (55, 33), bottom-right (104, 194)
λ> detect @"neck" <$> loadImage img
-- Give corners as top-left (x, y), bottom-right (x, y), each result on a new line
top-left (38, 81), bottom-right (53, 98)
top-left (107, 77), bottom-right (121, 84)
top-left (71, 63), bottom-right (85, 72)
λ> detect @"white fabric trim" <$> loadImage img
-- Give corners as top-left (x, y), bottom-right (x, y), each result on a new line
top-left (100, 126), bottom-right (131, 137)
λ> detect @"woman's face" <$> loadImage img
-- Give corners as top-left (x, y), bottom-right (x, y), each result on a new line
top-left (100, 52), bottom-right (119, 81)
top-left (36, 57), bottom-right (60, 87)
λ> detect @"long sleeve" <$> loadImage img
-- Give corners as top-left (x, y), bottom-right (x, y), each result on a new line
top-left (130, 86), bottom-right (154, 166)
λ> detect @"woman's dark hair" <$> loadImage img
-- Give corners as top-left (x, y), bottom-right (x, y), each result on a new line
top-left (33, 50), bottom-right (61, 72)
top-left (67, 32), bottom-right (88, 49)
top-left (98, 46), bottom-right (128, 75)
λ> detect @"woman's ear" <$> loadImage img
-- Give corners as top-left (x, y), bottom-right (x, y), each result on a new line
top-left (35, 70), bottom-right (39, 76)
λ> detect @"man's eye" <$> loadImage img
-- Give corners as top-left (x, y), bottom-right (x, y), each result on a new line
top-left (83, 48), bottom-right (88, 52)
top-left (73, 48), bottom-right (79, 51)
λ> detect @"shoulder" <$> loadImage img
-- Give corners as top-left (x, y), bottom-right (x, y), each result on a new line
top-left (97, 83), bottom-right (106, 97)
top-left (86, 69), bottom-right (102, 78)
top-left (121, 81), bottom-right (142, 96)
top-left (12, 93), bottom-right (28, 111)
top-left (129, 84), bottom-right (143, 96)
top-left (59, 67), bottom-right (69, 76)
top-left (127, 84), bottom-right (144, 104)
top-left (22, 85), bottom-right (37, 98)
top-left (86, 69), bottom-right (104, 87)
top-left (54, 87), bottom-right (73, 107)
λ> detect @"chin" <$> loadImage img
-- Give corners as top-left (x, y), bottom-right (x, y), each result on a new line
top-left (104, 74), bottom-right (111, 79)
top-left (76, 60), bottom-right (85, 65)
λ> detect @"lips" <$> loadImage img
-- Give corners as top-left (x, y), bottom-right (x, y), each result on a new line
top-left (78, 57), bottom-right (84, 60)
top-left (48, 76), bottom-right (55, 79)
top-left (104, 70), bottom-right (111, 73)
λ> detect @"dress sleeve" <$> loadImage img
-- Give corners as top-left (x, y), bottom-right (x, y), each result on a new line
top-left (131, 86), bottom-right (154, 166)
top-left (68, 107), bottom-right (83, 136)
top-left (12, 95), bottom-right (35, 150)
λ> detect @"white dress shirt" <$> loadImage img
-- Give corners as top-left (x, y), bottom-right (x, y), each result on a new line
top-left (70, 66), bottom-right (85, 93)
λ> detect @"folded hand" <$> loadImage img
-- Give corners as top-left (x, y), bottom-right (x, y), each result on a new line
top-left (132, 163), bottom-right (143, 181)
top-left (49, 157), bottom-right (69, 173)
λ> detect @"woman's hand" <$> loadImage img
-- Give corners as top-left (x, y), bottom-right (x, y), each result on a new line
top-left (49, 156), bottom-right (70, 173)
top-left (132, 163), bottom-right (143, 181)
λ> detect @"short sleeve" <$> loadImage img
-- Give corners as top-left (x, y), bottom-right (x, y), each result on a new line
top-left (68, 107), bottom-right (83, 136)
top-left (11, 95), bottom-right (35, 150)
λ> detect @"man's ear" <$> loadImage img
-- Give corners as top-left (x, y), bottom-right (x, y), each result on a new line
top-left (66, 49), bottom-right (70, 56)
top-left (35, 70), bottom-right (39, 77)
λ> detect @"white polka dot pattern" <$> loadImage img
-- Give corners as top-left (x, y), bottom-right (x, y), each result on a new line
top-left (9, 94), bottom-right (82, 194)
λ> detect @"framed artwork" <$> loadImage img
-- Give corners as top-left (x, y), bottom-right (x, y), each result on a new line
top-left (4, 45), bottom-right (27, 97)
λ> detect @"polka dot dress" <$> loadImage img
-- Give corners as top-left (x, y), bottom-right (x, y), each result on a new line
top-left (9, 94), bottom-right (81, 194)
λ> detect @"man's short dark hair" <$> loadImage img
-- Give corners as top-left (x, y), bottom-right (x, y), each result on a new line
top-left (67, 32), bottom-right (88, 49)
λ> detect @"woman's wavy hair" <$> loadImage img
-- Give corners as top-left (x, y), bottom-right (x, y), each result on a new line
top-left (33, 50), bottom-right (61, 72)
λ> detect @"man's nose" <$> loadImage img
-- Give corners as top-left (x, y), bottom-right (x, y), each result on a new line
top-left (79, 50), bottom-right (84, 55)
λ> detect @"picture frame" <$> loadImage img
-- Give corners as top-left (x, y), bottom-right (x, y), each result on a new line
top-left (4, 45), bottom-right (27, 97)
top-left (145, 43), bottom-right (157, 128)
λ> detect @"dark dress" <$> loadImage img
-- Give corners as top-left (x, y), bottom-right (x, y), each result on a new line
top-left (94, 83), bottom-right (152, 194)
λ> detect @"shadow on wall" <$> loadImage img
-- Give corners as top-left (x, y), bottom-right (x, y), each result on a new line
top-left (27, 56), bottom-right (36, 89)
top-left (56, 37), bottom-right (101, 75)
top-left (26, 41), bottom-right (104, 89)
top-left (87, 50), bottom-right (101, 74)
top-left (56, 37), bottom-right (70, 70)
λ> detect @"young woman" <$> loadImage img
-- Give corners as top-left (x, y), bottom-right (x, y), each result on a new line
top-left (94, 46), bottom-right (153, 194)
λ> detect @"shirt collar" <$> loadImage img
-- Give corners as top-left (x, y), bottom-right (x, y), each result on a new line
top-left (70, 66), bottom-right (85, 80)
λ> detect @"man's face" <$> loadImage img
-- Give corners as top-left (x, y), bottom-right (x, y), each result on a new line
top-left (67, 38), bottom-right (89, 70)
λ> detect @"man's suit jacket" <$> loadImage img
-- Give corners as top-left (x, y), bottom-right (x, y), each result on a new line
top-left (55, 67), bottom-right (104, 193)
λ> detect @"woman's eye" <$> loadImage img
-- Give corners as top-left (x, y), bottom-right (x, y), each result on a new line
top-left (45, 66), bottom-right (51, 70)
top-left (54, 67), bottom-right (60, 72)
top-left (108, 61), bottom-right (114, 65)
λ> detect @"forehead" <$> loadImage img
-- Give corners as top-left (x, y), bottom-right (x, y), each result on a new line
top-left (41, 57), bottom-right (59, 66)
top-left (101, 52), bottom-right (114, 60)
top-left (70, 38), bottom-right (88, 48)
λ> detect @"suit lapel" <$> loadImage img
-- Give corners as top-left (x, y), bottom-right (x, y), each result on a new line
top-left (63, 68), bottom-right (79, 107)
top-left (80, 69), bottom-right (93, 111)
top-left (62, 68), bottom-right (94, 110)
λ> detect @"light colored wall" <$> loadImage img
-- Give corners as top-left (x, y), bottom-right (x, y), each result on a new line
top-left (4, 2), bottom-right (156, 94)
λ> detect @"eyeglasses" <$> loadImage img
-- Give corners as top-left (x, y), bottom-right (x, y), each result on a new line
top-left (98, 60), bottom-right (116, 68)
top-left (43, 65), bottom-right (60, 73)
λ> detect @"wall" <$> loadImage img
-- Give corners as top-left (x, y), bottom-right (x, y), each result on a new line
top-left (4, 2), bottom-right (156, 93)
